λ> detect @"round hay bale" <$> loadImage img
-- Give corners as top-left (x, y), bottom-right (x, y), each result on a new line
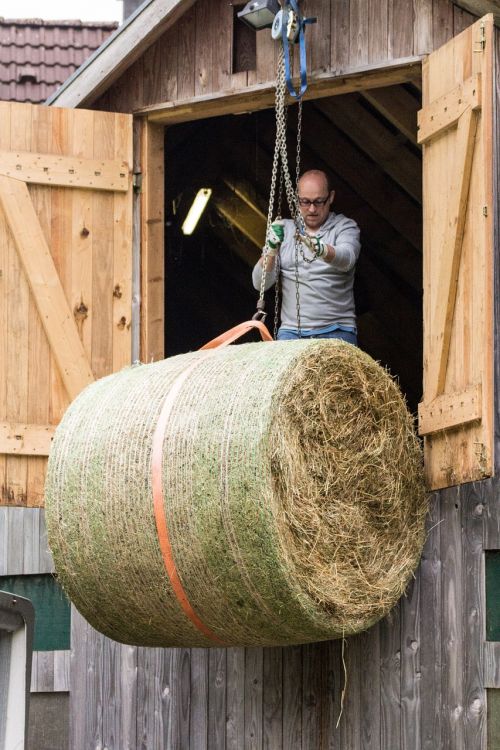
top-left (45, 340), bottom-right (427, 648)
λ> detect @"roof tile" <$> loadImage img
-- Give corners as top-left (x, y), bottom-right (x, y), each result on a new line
top-left (0, 18), bottom-right (118, 103)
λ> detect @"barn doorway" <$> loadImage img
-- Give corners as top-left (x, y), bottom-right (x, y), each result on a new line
top-left (164, 83), bottom-right (423, 410)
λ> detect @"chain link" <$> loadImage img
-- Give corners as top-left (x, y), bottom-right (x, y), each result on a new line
top-left (257, 42), bottom-right (318, 337)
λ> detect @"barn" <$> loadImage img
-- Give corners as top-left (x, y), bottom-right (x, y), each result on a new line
top-left (1, 0), bottom-right (500, 746)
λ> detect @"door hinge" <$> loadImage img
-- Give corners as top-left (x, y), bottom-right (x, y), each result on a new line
top-left (133, 171), bottom-right (142, 193)
top-left (474, 21), bottom-right (486, 52)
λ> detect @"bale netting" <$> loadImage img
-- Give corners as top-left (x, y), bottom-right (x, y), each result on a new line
top-left (45, 339), bottom-right (427, 648)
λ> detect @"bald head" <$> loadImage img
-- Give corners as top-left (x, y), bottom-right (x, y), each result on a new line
top-left (297, 170), bottom-right (335, 231)
top-left (299, 169), bottom-right (331, 193)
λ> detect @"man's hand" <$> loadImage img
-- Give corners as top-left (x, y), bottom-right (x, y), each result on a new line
top-left (299, 233), bottom-right (329, 259)
top-left (266, 220), bottom-right (285, 256)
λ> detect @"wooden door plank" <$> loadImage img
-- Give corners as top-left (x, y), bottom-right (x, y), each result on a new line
top-left (4, 103), bottom-right (31, 507)
top-left (426, 105), bottom-right (478, 401)
top-left (418, 383), bottom-right (482, 434)
top-left (112, 114), bottom-right (133, 372)
top-left (0, 149), bottom-right (128, 192)
top-left (26, 103), bottom-right (53, 507)
top-left (0, 175), bottom-right (94, 401)
top-left (0, 423), bottom-right (55, 455)
top-left (417, 73), bottom-right (481, 144)
top-left (91, 112), bottom-right (115, 380)
top-left (140, 120), bottom-right (164, 363)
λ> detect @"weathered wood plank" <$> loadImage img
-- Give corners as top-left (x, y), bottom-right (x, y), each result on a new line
top-left (53, 649), bottom-right (70, 692)
top-left (283, 645), bottom-right (302, 750)
top-left (70, 609), bottom-right (89, 746)
top-left (6, 505), bottom-right (24, 574)
top-left (102, 637), bottom-right (122, 749)
top-left (484, 642), bottom-right (500, 688)
top-left (141, 58), bottom-right (422, 123)
top-left (380, 606), bottom-right (401, 748)
top-left (190, 648), bottom-right (208, 750)
top-left (38, 509), bottom-right (54, 573)
top-left (441, 486), bottom-right (465, 748)
top-left (401, 576), bottom-right (421, 750)
top-left (388, 0), bottom-right (414, 58)
top-left (22, 507), bottom-right (40, 574)
top-left (245, 647), bottom-right (263, 750)
top-left (340, 635), bottom-right (361, 750)
top-left (263, 647), bottom-right (282, 750)
top-left (208, 648), bottom-right (226, 750)
top-left (302, 643), bottom-right (323, 750)
top-left (420, 493), bottom-right (443, 750)
top-left (462, 482), bottom-right (486, 748)
top-left (155, 648), bottom-right (173, 750)
top-left (137, 647), bottom-right (157, 749)
top-left (359, 624), bottom-right (381, 750)
top-left (226, 647), bottom-right (245, 750)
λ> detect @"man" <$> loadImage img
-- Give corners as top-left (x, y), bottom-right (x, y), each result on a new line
top-left (252, 169), bottom-right (361, 345)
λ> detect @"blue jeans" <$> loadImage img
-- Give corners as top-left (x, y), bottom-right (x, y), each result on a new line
top-left (277, 329), bottom-right (358, 346)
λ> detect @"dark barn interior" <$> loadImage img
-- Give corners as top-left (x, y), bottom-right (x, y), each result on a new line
top-left (164, 84), bottom-right (423, 410)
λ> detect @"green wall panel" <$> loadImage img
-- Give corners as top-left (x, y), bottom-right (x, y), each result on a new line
top-left (486, 552), bottom-right (500, 642)
top-left (0, 574), bottom-right (70, 651)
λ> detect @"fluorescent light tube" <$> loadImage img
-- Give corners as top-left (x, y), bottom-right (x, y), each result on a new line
top-left (182, 188), bottom-right (212, 235)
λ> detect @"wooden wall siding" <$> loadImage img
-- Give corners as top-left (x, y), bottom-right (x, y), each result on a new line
top-left (68, 476), bottom-right (500, 749)
top-left (0, 506), bottom-right (70, 692)
top-left (0, 102), bottom-right (133, 507)
top-left (95, 0), bottom-right (477, 114)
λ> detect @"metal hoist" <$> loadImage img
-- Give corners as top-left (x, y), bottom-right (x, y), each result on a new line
top-left (247, 1), bottom-right (319, 336)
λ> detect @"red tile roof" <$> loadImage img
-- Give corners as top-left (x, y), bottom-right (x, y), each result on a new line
top-left (0, 18), bottom-right (118, 104)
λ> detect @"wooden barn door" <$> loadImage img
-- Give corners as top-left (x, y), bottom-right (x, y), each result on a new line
top-left (418, 15), bottom-right (494, 490)
top-left (0, 102), bottom-right (133, 506)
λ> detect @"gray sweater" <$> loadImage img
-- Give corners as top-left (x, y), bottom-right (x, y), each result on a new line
top-left (252, 212), bottom-right (361, 329)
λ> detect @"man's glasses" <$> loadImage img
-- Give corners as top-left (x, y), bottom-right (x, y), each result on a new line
top-left (298, 196), bottom-right (330, 207)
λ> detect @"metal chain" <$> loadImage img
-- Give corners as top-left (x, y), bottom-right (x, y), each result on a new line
top-left (257, 41), bottom-right (316, 336)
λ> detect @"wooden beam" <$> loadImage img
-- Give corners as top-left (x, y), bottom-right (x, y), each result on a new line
top-left (426, 107), bottom-right (478, 400)
top-left (361, 85), bottom-right (420, 144)
top-left (140, 119), bottom-right (165, 363)
top-left (139, 57), bottom-right (422, 124)
top-left (48, 0), bottom-right (198, 107)
top-left (0, 423), bottom-right (55, 456)
top-left (418, 384), bottom-right (482, 435)
top-left (290, 107), bottom-right (422, 250)
top-left (0, 150), bottom-right (129, 192)
top-left (0, 175), bottom-right (94, 401)
top-left (213, 184), bottom-right (266, 250)
top-left (220, 116), bottom-right (422, 290)
top-left (417, 74), bottom-right (481, 144)
top-left (315, 96), bottom-right (422, 202)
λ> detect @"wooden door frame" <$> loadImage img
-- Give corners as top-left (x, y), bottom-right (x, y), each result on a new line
top-left (135, 56), bottom-right (423, 364)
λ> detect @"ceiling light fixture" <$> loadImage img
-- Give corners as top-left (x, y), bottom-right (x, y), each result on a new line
top-left (181, 188), bottom-right (212, 235)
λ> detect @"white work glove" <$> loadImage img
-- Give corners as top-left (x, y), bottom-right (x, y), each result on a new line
top-left (299, 233), bottom-right (328, 258)
top-left (265, 220), bottom-right (285, 257)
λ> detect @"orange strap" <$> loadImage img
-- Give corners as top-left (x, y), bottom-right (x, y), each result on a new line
top-left (151, 320), bottom-right (272, 643)
top-left (200, 320), bottom-right (273, 350)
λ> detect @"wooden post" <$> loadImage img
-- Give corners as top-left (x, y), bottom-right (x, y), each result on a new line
top-left (139, 118), bottom-right (165, 362)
